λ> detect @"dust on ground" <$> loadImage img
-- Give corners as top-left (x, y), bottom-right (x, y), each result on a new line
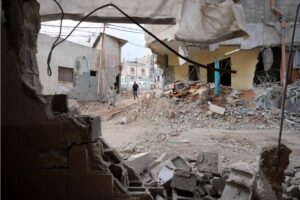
top-left (79, 91), bottom-right (300, 167)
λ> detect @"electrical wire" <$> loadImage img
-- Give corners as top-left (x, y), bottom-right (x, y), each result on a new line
top-left (47, 0), bottom-right (64, 76)
top-left (277, 2), bottom-right (300, 169)
top-left (47, 3), bottom-right (237, 77)
top-left (41, 22), bottom-right (144, 32)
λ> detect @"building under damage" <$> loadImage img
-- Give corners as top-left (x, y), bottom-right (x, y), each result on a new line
top-left (37, 32), bottom-right (127, 102)
top-left (1, 0), bottom-right (299, 200)
top-left (145, 0), bottom-right (300, 90)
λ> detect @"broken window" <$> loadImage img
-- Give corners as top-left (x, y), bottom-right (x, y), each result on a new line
top-left (90, 70), bottom-right (97, 76)
top-left (130, 67), bottom-right (135, 74)
top-left (58, 66), bottom-right (74, 82)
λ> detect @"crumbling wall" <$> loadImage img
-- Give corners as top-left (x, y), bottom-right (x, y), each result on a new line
top-left (168, 46), bottom-right (259, 90)
top-left (2, 1), bottom-right (151, 199)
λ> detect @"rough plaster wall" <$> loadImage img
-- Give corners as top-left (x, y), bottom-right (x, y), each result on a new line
top-left (231, 49), bottom-right (259, 90)
top-left (69, 73), bottom-right (99, 102)
top-left (37, 34), bottom-right (101, 95)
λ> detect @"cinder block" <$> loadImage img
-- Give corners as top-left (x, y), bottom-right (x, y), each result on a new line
top-left (124, 152), bottom-right (153, 174)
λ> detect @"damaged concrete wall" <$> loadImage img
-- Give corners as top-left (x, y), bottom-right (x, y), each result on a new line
top-left (37, 34), bottom-right (101, 96)
top-left (168, 46), bottom-right (259, 90)
top-left (2, 1), bottom-right (151, 199)
top-left (94, 34), bottom-right (123, 97)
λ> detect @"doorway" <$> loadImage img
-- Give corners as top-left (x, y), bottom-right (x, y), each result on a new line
top-left (207, 58), bottom-right (231, 86)
top-left (188, 65), bottom-right (199, 81)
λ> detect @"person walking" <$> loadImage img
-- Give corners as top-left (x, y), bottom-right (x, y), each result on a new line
top-left (132, 81), bottom-right (139, 100)
top-left (107, 87), bottom-right (116, 108)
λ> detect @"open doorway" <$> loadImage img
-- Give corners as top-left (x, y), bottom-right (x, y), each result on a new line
top-left (188, 65), bottom-right (199, 81)
top-left (207, 58), bottom-right (231, 86)
top-left (253, 47), bottom-right (280, 85)
top-left (115, 74), bottom-right (120, 93)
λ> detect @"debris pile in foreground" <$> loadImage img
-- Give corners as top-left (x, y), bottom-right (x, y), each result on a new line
top-left (123, 144), bottom-right (299, 200)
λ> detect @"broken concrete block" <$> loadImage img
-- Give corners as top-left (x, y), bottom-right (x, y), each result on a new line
top-left (208, 103), bottom-right (225, 115)
top-left (158, 166), bottom-right (175, 186)
top-left (211, 177), bottom-right (225, 195)
top-left (196, 152), bottom-right (221, 174)
top-left (150, 159), bottom-right (176, 184)
top-left (220, 168), bottom-right (256, 200)
top-left (124, 152), bottom-right (153, 175)
top-left (172, 156), bottom-right (192, 172)
top-left (171, 169), bottom-right (198, 192)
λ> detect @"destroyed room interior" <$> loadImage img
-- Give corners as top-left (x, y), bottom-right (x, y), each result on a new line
top-left (2, 0), bottom-right (300, 199)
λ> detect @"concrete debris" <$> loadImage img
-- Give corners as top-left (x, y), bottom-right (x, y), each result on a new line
top-left (283, 161), bottom-right (300, 200)
top-left (157, 166), bottom-right (175, 186)
top-left (125, 152), bottom-right (153, 175)
top-left (146, 152), bottom-right (226, 200)
top-left (220, 168), bottom-right (256, 200)
top-left (208, 103), bottom-right (225, 115)
top-left (196, 152), bottom-right (221, 174)
top-left (120, 116), bottom-right (128, 124)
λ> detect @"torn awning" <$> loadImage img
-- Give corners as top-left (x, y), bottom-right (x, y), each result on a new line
top-left (38, 0), bottom-right (179, 24)
top-left (175, 0), bottom-right (249, 45)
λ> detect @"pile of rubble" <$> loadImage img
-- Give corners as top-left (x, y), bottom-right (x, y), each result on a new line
top-left (283, 161), bottom-right (300, 199)
top-left (123, 144), bottom-right (297, 200)
top-left (142, 80), bottom-right (300, 131)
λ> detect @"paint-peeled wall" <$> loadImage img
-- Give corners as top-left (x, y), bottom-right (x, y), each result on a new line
top-left (168, 46), bottom-right (259, 90)
top-left (37, 34), bottom-right (101, 95)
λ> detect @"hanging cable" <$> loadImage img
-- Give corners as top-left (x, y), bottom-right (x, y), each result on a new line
top-left (47, 3), bottom-right (238, 77)
top-left (277, 2), bottom-right (300, 169)
top-left (47, 0), bottom-right (64, 76)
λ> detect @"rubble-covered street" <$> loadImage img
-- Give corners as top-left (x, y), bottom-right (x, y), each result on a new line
top-left (78, 82), bottom-right (300, 199)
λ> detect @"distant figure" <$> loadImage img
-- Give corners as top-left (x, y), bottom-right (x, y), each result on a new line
top-left (132, 81), bottom-right (139, 100)
top-left (107, 87), bottom-right (116, 108)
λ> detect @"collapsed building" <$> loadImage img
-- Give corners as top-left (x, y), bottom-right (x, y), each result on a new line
top-left (145, 0), bottom-right (300, 90)
top-left (1, 0), bottom-right (299, 199)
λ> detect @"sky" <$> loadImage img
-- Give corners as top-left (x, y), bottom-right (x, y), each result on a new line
top-left (40, 20), bottom-right (152, 61)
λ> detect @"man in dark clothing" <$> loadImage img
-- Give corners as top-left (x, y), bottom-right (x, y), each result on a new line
top-left (132, 81), bottom-right (139, 100)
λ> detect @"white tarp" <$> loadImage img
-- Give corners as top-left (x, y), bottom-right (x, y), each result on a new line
top-left (175, 0), bottom-right (249, 45)
top-left (38, 0), bottom-right (179, 24)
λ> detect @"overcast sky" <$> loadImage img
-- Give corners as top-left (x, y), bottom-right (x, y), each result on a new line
top-left (40, 20), bottom-right (152, 61)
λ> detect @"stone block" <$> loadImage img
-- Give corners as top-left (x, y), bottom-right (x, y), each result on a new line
top-left (172, 156), bottom-right (192, 172)
top-left (196, 152), bottom-right (221, 174)
top-left (220, 168), bottom-right (256, 200)
top-left (125, 152), bottom-right (153, 174)
top-left (171, 169), bottom-right (198, 192)
top-left (208, 104), bottom-right (225, 115)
